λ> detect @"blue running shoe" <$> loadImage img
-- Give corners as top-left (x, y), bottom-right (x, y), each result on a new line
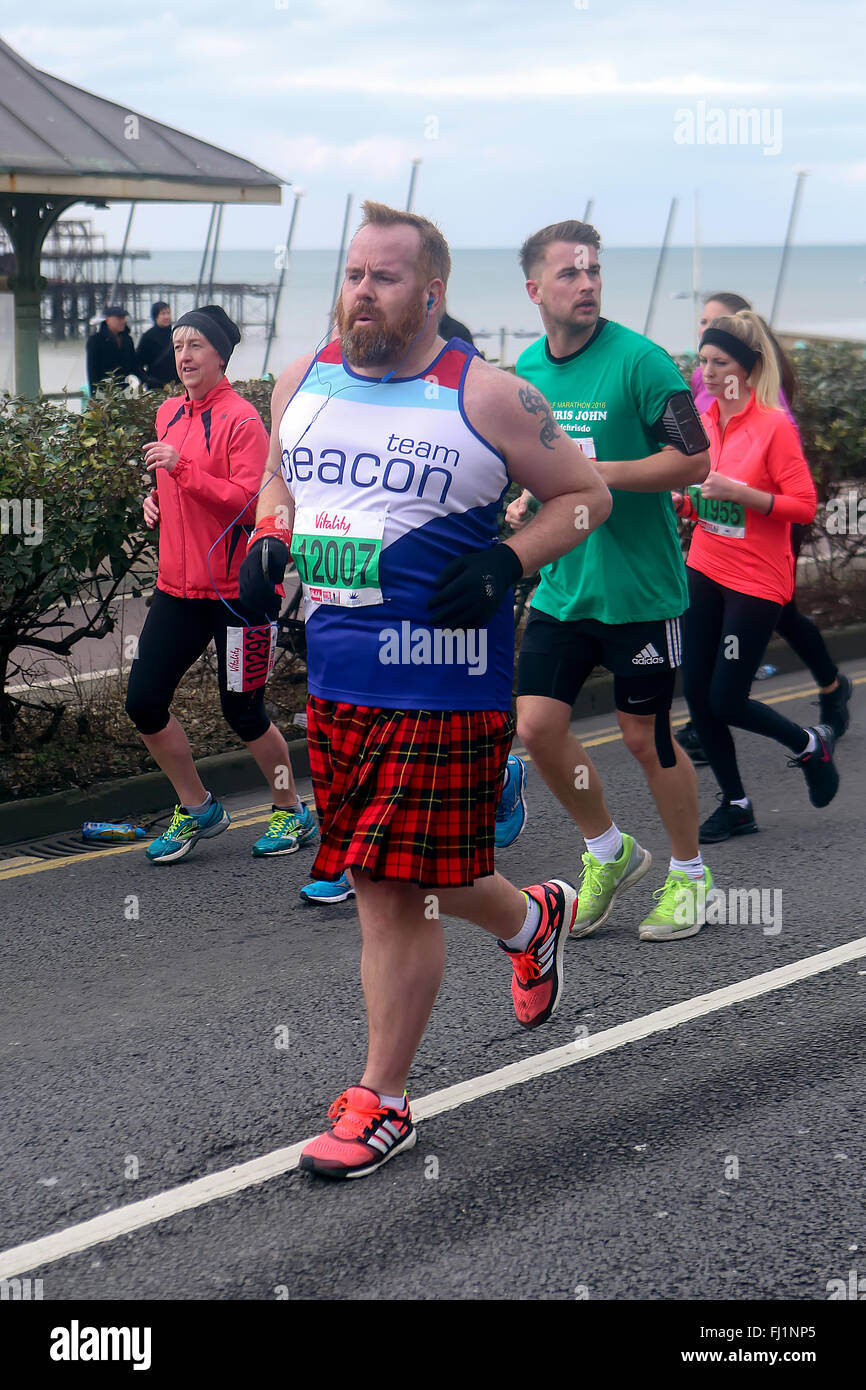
top-left (299, 873), bottom-right (355, 904)
top-left (495, 754), bottom-right (528, 848)
top-left (252, 802), bottom-right (319, 857)
top-left (146, 800), bottom-right (230, 864)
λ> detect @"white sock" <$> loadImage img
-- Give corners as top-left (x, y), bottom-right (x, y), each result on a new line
top-left (584, 822), bottom-right (624, 865)
top-left (670, 854), bottom-right (705, 881)
top-left (729, 796), bottom-right (750, 809)
top-left (376, 1091), bottom-right (406, 1111)
top-left (502, 893), bottom-right (542, 952)
top-left (801, 729), bottom-right (818, 756)
top-left (184, 791), bottom-right (212, 815)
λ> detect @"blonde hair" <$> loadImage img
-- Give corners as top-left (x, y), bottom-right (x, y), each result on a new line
top-left (709, 310), bottom-right (782, 409)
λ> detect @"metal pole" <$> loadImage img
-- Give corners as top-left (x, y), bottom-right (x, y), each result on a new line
top-left (643, 196), bottom-right (678, 338)
top-left (195, 204), bottom-right (217, 304)
top-left (692, 188), bottom-right (700, 313)
top-left (582, 198), bottom-right (594, 224)
top-left (262, 188), bottom-right (304, 377)
top-left (329, 193), bottom-right (354, 331)
top-left (206, 204), bottom-right (224, 300)
top-left (406, 159), bottom-right (422, 212)
top-left (107, 202), bottom-right (136, 306)
top-left (770, 171), bottom-right (808, 329)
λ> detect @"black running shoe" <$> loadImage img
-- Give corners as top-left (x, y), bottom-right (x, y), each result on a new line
top-left (819, 673), bottom-right (853, 740)
top-left (699, 794), bottom-right (759, 845)
top-left (789, 724), bottom-right (839, 808)
top-left (676, 721), bottom-right (709, 766)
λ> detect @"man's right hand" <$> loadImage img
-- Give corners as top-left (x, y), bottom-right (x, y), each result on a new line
top-left (143, 488), bottom-right (159, 530)
top-left (505, 490), bottom-right (534, 531)
top-left (239, 537), bottom-right (289, 621)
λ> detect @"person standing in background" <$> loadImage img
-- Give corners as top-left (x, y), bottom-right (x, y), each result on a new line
top-left (86, 305), bottom-right (139, 392)
top-left (137, 301), bottom-right (180, 391)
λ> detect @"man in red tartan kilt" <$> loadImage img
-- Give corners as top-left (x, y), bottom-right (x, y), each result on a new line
top-left (239, 202), bottom-right (611, 1179)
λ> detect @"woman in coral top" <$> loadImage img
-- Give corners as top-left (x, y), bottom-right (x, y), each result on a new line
top-left (678, 310), bottom-right (840, 843)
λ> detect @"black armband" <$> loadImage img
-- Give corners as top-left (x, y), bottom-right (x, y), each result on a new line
top-left (652, 390), bottom-right (710, 456)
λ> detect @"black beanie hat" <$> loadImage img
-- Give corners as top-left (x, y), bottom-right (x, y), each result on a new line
top-left (173, 304), bottom-right (241, 365)
top-left (151, 301), bottom-right (170, 323)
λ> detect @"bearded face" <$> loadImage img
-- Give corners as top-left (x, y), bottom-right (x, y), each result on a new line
top-left (336, 292), bottom-right (429, 369)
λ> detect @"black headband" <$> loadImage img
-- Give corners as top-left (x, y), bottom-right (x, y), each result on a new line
top-left (700, 327), bottom-right (759, 374)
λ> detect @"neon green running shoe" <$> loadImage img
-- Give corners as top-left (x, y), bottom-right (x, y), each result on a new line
top-left (251, 803), bottom-right (319, 857)
top-left (638, 866), bottom-right (714, 941)
top-left (571, 832), bottom-right (652, 938)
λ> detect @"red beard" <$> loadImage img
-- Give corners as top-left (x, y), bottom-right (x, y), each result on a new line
top-left (336, 295), bottom-right (428, 369)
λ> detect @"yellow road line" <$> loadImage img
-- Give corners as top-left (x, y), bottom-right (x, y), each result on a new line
top-left (0, 807), bottom-right (277, 882)
top-left (2, 672), bottom-right (862, 883)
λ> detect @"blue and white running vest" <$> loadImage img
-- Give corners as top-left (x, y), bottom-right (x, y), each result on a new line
top-left (278, 338), bottom-right (514, 709)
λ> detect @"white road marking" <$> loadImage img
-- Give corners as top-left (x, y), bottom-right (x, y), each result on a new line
top-left (1, 934), bottom-right (865, 1280)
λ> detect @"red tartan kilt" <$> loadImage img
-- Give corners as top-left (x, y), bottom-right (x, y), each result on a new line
top-left (306, 696), bottom-right (515, 887)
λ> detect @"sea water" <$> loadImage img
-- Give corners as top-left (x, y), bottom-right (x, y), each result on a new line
top-left (31, 243), bottom-right (866, 396)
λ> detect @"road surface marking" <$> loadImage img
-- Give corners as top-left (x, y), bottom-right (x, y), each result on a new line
top-left (1, 933), bottom-right (865, 1280)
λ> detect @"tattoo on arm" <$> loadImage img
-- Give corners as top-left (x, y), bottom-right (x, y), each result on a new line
top-left (518, 385), bottom-right (560, 451)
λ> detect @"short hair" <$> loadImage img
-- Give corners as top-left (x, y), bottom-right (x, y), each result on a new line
top-left (355, 200), bottom-right (451, 289)
top-left (519, 220), bottom-right (601, 278)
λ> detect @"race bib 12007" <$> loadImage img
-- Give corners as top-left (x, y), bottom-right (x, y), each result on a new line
top-left (687, 485), bottom-right (746, 539)
top-left (290, 506), bottom-right (387, 607)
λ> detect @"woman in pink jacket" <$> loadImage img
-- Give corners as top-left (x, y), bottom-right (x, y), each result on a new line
top-left (690, 296), bottom-right (849, 721)
top-left (126, 305), bottom-right (317, 864)
top-left (678, 310), bottom-right (840, 844)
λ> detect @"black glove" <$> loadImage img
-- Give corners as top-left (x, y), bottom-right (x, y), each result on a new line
top-left (427, 542), bottom-right (522, 628)
top-left (238, 536), bottom-right (289, 622)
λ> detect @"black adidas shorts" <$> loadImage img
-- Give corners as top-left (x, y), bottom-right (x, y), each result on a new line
top-left (516, 609), bottom-right (683, 713)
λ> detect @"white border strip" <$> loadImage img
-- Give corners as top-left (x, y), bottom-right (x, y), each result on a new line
top-left (1, 935), bottom-right (865, 1280)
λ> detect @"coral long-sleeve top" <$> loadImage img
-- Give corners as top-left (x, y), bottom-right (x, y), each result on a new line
top-left (684, 393), bottom-right (816, 606)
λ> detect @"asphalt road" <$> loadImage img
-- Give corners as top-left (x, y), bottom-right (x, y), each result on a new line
top-left (1, 667), bottom-right (864, 1306)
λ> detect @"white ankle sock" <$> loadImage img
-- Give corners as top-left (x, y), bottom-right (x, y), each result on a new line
top-left (729, 796), bottom-right (750, 809)
top-left (584, 822), bottom-right (623, 865)
top-left (184, 791), bottom-right (212, 815)
top-left (376, 1091), bottom-right (406, 1111)
top-left (669, 854), bottom-right (705, 881)
top-left (502, 893), bottom-right (542, 952)
top-left (801, 729), bottom-right (818, 756)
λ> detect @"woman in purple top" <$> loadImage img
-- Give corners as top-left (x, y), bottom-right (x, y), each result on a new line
top-left (677, 291), bottom-right (852, 792)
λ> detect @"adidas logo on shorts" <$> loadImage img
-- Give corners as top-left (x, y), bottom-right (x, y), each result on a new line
top-left (632, 642), bottom-right (664, 666)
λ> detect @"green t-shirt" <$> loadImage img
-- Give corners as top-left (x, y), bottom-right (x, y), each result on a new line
top-left (516, 319), bottom-right (689, 625)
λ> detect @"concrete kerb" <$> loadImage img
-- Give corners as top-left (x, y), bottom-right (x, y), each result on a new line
top-left (1, 623), bottom-right (862, 852)
top-left (0, 739), bottom-right (310, 850)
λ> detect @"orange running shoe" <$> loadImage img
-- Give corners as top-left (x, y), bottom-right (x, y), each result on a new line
top-left (300, 1086), bottom-right (416, 1180)
top-left (500, 879), bottom-right (577, 1030)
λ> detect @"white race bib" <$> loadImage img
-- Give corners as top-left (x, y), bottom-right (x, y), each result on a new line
top-left (291, 505), bottom-right (387, 607)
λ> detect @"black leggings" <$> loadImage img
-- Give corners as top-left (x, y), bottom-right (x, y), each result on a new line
top-left (775, 525), bottom-right (838, 689)
top-left (682, 569), bottom-right (809, 801)
top-left (125, 588), bottom-right (271, 743)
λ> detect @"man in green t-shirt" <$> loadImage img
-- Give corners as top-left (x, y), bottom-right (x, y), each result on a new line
top-left (509, 219), bottom-right (715, 941)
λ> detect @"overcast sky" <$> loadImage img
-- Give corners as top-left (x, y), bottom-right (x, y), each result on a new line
top-left (2, 0), bottom-right (864, 251)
